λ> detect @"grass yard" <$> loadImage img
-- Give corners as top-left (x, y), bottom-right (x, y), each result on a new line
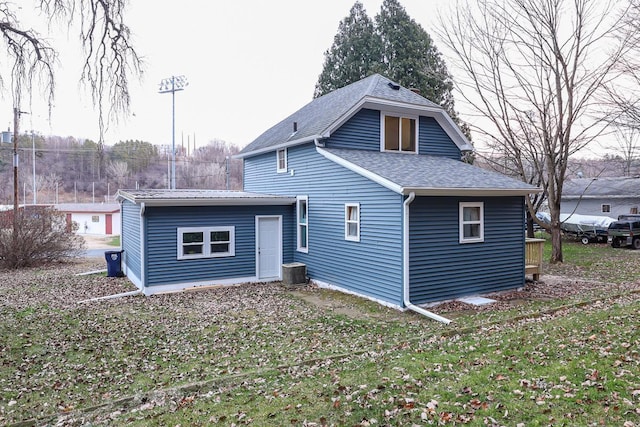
top-left (0, 238), bottom-right (639, 426)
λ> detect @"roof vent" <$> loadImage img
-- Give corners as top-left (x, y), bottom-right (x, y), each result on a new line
top-left (293, 122), bottom-right (298, 132)
top-left (387, 82), bottom-right (401, 90)
top-left (409, 88), bottom-right (420, 94)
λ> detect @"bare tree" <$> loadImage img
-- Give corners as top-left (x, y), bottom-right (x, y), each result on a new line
top-left (106, 160), bottom-right (129, 189)
top-left (437, 0), bottom-right (634, 263)
top-left (608, 125), bottom-right (640, 176)
top-left (2, 1), bottom-right (142, 181)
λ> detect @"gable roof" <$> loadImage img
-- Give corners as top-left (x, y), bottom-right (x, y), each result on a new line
top-left (318, 148), bottom-right (539, 196)
top-left (562, 177), bottom-right (640, 199)
top-left (117, 189), bottom-right (296, 207)
top-left (236, 74), bottom-right (473, 158)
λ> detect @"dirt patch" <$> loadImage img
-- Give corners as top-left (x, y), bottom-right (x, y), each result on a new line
top-left (287, 274), bottom-right (640, 320)
top-left (288, 287), bottom-right (405, 321)
top-left (429, 274), bottom-right (640, 315)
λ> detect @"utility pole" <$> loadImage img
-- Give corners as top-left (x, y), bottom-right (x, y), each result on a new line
top-left (32, 130), bottom-right (36, 204)
top-left (13, 107), bottom-right (28, 237)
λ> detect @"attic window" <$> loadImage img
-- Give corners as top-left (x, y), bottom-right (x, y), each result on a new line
top-left (276, 148), bottom-right (287, 173)
top-left (382, 114), bottom-right (417, 153)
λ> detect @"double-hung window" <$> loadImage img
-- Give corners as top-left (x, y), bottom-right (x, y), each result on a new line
top-left (382, 114), bottom-right (417, 153)
top-left (459, 202), bottom-right (484, 243)
top-left (277, 148), bottom-right (287, 173)
top-left (177, 226), bottom-right (235, 259)
top-left (297, 196), bottom-right (308, 252)
top-left (345, 203), bottom-right (360, 241)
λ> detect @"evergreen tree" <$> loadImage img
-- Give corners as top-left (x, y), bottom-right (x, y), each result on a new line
top-left (315, 0), bottom-right (467, 137)
top-left (376, 0), bottom-right (454, 114)
top-left (314, 2), bottom-right (382, 98)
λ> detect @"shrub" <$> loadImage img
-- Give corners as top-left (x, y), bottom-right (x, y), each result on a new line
top-left (0, 206), bottom-right (85, 268)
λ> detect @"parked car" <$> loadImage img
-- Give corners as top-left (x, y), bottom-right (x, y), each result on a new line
top-left (607, 219), bottom-right (640, 249)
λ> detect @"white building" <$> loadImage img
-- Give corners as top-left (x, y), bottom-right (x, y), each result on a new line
top-left (55, 203), bottom-right (121, 235)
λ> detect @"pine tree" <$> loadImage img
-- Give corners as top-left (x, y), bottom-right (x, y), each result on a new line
top-left (314, 0), bottom-right (465, 135)
top-left (314, 2), bottom-right (382, 98)
top-left (376, 0), bottom-right (455, 114)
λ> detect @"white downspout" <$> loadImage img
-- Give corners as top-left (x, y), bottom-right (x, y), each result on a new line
top-left (403, 192), bottom-right (452, 324)
top-left (139, 202), bottom-right (146, 292)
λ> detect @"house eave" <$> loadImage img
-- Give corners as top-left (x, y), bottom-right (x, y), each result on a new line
top-left (234, 135), bottom-right (322, 159)
top-left (131, 198), bottom-right (296, 207)
top-left (117, 191), bottom-right (296, 207)
top-left (402, 187), bottom-right (542, 197)
top-left (562, 195), bottom-right (633, 200)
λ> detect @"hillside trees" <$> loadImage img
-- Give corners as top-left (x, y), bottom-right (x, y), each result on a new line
top-left (110, 140), bottom-right (159, 174)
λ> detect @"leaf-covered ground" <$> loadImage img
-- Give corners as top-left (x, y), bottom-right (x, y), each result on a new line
top-left (0, 241), bottom-right (639, 426)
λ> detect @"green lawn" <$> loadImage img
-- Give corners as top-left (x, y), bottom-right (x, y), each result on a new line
top-left (0, 240), bottom-right (638, 426)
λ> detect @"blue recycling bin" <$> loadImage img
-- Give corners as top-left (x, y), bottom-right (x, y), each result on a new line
top-left (105, 250), bottom-right (124, 277)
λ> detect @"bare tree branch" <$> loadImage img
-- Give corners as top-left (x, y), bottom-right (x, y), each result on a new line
top-left (437, 0), bottom-right (634, 263)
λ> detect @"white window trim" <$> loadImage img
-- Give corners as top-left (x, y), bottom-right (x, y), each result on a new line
top-left (459, 202), bottom-right (484, 243)
top-left (276, 148), bottom-right (288, 173)
top-left (297, 195), bottom-right (309, 253)
top-left (601, 204), bottom-right (611, 213)
top-left (177, 226), bottom-right (235, 260)
top-left (344, 203), bottom-right (360, 242)
top-left (380, 112), bottom-right (419, 154)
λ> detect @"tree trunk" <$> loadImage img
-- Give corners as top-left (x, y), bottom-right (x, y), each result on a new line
top-left (549, 210), bottom-right (563, 263)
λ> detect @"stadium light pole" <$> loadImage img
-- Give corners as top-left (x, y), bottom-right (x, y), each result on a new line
top-left (158, 75), bottom-right (188, 190)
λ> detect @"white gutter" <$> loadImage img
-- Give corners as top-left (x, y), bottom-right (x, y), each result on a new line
top-left (403, 192), bottom-right (452, 324)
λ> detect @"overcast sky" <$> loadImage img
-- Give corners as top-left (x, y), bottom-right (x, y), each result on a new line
top-left (4, 0), bottom-right (452, 150)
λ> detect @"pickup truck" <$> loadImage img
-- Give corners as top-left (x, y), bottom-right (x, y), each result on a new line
top-left (607, 219), bottom-right (640, 249)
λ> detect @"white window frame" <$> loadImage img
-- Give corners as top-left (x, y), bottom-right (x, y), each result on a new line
top-left (459, 202), bottom-right (484, 243)
top-left (297, 195), bottom-right (308, 253)
top-left (177, 226), bottom-right (235, 260)
top-left (380, 113), bottom-right (419, 153)
top-left (276, 148), bottom-right (287, 173)
top-left (344, 203), bottom-right (360, 242)
top-left (601, 204), bottom-right (611, 213)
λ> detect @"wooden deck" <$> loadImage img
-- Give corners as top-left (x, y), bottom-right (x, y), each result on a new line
top-left (525, 238), bottom-right (545, 281)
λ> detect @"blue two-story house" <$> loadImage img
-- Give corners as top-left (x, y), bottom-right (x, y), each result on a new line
top-left (117, 74), bottom-right (539, 322)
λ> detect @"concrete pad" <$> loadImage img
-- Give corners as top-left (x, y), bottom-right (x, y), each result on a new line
top-left (458, 296), bottom-right (497, 306)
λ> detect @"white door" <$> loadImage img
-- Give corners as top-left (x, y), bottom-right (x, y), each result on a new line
top-left (257, 216), bottom-right (281, 280)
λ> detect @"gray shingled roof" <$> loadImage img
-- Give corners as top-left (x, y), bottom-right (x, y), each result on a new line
top-left (320, 148), bottom-right (539, 196)
top-left (116, 189), bottom-right (295, 206)
top-left (237, 74), bottom-right (468, 157)
top-left (562, 177), bottom-right (640, 198)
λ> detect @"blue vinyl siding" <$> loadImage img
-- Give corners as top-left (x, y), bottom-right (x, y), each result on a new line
top-left (409, 196), bottom-right (525, 303)
top-left (419, 117), bottom-right (461, 159)
top-left (326, 109), bottom-right (380, 150)
top-left (244, 143), bottom-right (405, 306)
top-left (121, 200), bottom-right (142, 282)
top-left (143, 205), bottom-right (293, 287)
top-left (325, 110), bottom-right (462, 159)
